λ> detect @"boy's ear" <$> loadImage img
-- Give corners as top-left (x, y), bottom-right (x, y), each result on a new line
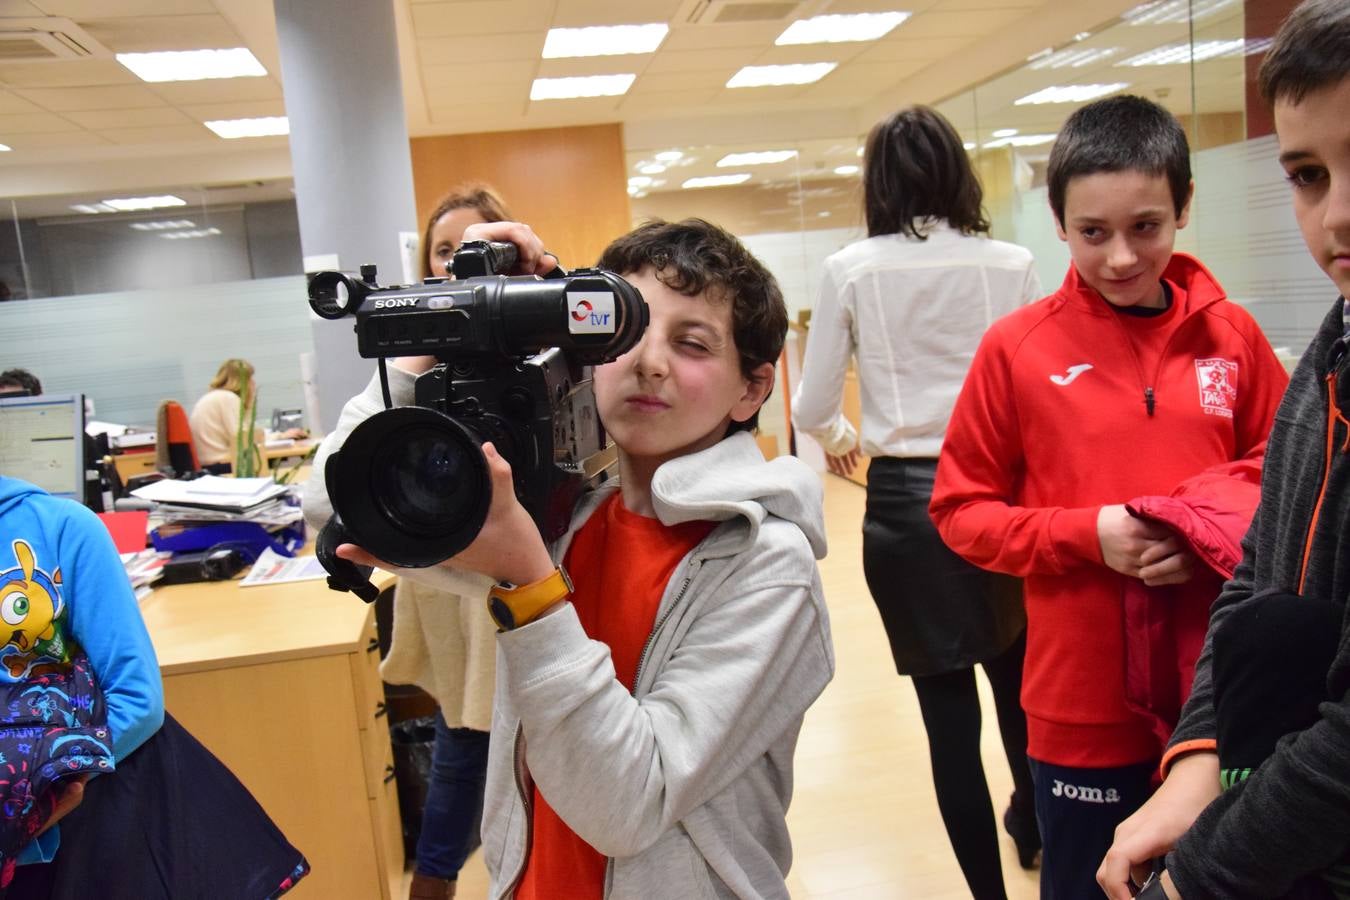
top-left (1176, 180), bottom-right (1195, 230)
top-left (730, 362), bottom-right (776, 424)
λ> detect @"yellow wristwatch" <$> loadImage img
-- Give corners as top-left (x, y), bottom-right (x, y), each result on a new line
top-left (487, 566), bottom-right (573, 630)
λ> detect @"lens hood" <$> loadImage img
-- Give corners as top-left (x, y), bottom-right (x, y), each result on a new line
top-left (327, 405), bottom-right (492, 567)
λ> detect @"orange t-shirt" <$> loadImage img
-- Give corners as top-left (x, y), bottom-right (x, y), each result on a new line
top-left (513, 492), bottom-right (715, 900)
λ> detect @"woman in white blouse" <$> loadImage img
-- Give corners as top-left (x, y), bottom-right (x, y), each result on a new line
top-left (792, 105), bottom-right (1042, 899)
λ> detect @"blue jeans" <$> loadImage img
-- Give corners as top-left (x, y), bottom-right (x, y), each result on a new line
top-left (415, 713), bottom-right (490, 880)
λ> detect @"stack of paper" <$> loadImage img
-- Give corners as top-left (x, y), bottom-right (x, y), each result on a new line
top-left (130, 476), bottom-right (301, 528)
top-left (120, 549), bottom-right (170, 601)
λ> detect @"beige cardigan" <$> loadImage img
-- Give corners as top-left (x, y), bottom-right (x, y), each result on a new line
top-left (300, 368), bottom-right (497, 732)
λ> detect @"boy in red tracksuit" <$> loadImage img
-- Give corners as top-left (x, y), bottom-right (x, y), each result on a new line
top-left (929, 95), bottom-right (1289, 899)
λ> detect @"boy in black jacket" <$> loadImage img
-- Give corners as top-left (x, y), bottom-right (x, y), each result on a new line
top-left (1098, 1), bottom-right (1350, 897)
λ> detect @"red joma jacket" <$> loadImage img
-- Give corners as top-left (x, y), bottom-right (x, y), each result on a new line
top-left (930, 255), bottom-right (1287, 767)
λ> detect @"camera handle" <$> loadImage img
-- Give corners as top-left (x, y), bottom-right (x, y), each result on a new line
top-left (316, 516), bottom-right (381, 603)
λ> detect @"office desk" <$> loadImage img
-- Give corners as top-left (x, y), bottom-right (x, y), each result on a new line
top-left (140, 568), bottom-right (403, 899)
top-left (261, 438), bottom-right (318, 472)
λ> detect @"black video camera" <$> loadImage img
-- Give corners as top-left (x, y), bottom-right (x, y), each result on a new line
top-left (308, 240), bottom-right (648, 601)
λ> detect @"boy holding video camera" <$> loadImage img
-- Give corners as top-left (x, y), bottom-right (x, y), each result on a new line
top-left (334, 217), bottom-right (835, 899)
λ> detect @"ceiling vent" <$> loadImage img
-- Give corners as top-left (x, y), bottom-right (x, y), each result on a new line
top-left (679, 0), bottom-right (811, 25)
top-left (0, 18), bottom-right (109, 62)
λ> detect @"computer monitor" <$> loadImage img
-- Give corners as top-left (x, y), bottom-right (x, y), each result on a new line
top-left (0, 393), bottom-right (86, 502)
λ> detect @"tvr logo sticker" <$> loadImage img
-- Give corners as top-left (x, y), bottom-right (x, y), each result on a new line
top-left (1050, 364), bottom-right (1093, 386)
top-left (568, 292), bottom-right (616, 335)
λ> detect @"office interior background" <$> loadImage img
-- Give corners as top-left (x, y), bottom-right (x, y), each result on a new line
top-left (0, 1), bottom-right (1323, 897)
top-left (0, 0), bottom-right (1319, 447)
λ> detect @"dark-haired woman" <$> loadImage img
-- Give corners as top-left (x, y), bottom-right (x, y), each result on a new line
top-left (792, 105), bottom-right (1041, 899)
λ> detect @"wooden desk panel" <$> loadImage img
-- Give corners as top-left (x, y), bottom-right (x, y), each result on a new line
top-left (145, 572), bottom-right (402, 899)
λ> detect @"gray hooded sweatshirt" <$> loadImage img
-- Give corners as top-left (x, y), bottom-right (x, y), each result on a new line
top-left (366, 427), bottom-right (835, 898)
top-left (483, 430), bottom-right (835, 899)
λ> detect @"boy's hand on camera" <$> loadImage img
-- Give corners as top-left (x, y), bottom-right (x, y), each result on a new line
top-left (1137, 536), bottom-right (1197, 586)
top-left (460, 222), bottom-right (559, 277)
top-left (36, 775), bottom-right (91, 837)
top-left (1097, 752), bottom-right (1218, 899)
top-left (1097, 505), bottom-right (1172, 576)
top-left (446, 442), bottom-right (555, 586)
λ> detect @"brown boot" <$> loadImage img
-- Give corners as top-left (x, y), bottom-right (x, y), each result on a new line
top-left (409, 872), bottom-right (456, 900)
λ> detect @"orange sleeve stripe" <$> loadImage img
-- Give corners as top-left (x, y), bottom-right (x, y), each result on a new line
top-left (1160, 739), bottom-right (1218, 779)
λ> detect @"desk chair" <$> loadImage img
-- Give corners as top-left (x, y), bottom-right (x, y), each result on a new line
top-left (155, 400), bottom-right (200, 477)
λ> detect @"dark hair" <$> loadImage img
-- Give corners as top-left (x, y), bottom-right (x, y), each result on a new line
top-left (598, 218), bottom-right (786, 434)
top-left (1047, 95), bottom-right (1191, 226)
top-left (1258, 0), bottom-right (1350, 107)
top-left (0, 368), bottom-right (41, 396)
top-left (420, 183), bottom-right (514, 280)
top-left (863, 105), bottom-right (990, 239)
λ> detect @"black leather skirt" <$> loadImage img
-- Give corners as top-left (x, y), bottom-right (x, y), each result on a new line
top-left (862, 456), bottom-right (1025, 677)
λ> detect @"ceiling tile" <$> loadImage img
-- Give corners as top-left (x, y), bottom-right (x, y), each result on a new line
top-left (899, 8), bottom-right (1026, 38)
top-left (0, 58), bottom-right (139, 88)
top-left (0, 91), bottom-right (43, 115)
top-left (28, 0), bottom-right (216, 15)
top-left (751, 43), bottom-right (867, 66)
top-left (416, 33), bottom-right (544, 65)
top-left (0, 0), bottom-right (46, 14)
top-left (81, 14), bottom-right (242, 52)
top-left (97, 123), bottom-right (216, 145)
top-left (618, 88), bottom-right (721, 112)
top-left (425, 80), bottom-right (529, 105)
top-left (801, 61), bottom-right (927, 101)
top-left (550, 0), bottom-right (683, 28)
top-left (147, 77), bottom-right (282, 105)
top-left (178, 100), bottom-right (286, 122)
top-left (0, 111), bottom-right (81, 133)
top-left (14, 84), bottom-right (168, 111)
top-left (661, 22), bottom-right (784, 51)
top-left (0, 130), bottom-right (109, 150)
top-left (853, 36), bottom-right (968, 62)
top-left (421, 60), bottom-right (538, 88)
top-left (427, 102), bottom-right (526, 126)
top-left (934, 0), bottom-right (1041, 8)
top-left (410, 1), bottom-right (553, 38)
top-left (63, 106), bottom-right (192, 129)
top-left (642, 48), bottom-right (750, 74)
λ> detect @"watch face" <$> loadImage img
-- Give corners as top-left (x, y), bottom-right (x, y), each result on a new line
top-left (489, 596), bottom-right (515, 630)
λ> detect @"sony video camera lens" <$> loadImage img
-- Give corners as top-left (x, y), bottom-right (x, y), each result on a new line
top-left (326, 406), bottom-right (493, 568)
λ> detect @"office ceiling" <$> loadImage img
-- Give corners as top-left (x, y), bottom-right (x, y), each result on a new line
top-left (0, 0), bottom-right (1249, 216)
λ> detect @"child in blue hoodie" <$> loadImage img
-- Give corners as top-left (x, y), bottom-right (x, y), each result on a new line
top-left (0, 476), bottom-right (163, 880)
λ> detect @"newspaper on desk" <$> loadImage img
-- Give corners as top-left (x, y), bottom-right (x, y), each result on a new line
top-left (239, 547), bottom-right (329, 588)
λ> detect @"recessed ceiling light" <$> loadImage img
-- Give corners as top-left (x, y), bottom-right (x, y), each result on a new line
top-left (991, 128), bottom-right (1018, 138)
top-left (1014, 83), bottom-right (1129, 105)
top-left (1122, 0), bottom-right (1237, 26)
top-left (833, 165), bottom-right (859, 176)
top-left (116, 48), bottom-right (266, 83)
top-left (682, 174), bottom-right (752, 189)
top-left (161, 227), bottom-right (222, 240)
top-left (653, 150), bottom-right (683, 162)
top-left (205, 116), bottom-right (289, 138)
top-left (983, 133), bottom-right (1058, 149)
top-left (130, 219), bottom-right (195, 231)
top-left (1073, 31), bottom-right (1092, 41)
top-left (962, 142), bottom-right (977, 151)
top-left (628, 176), bottom-right (653, 188)
top-left (542, 23), bottom-right (669, 58)
top-left (716, 150), bottom-right (797, 167)
top-left (1027, 47), bottom-right (1122, 70)
top-left (530, 74), bottom-right (636, 100)
top-left (101, 195), bottom-right (187, 212)
top-left (0, 144), bottom-right (10, 152)
top-left (856, 147), bottom-right (864, 157)
top-left (775, 12), bottom-right (911, 45)
top-left (1117, 38), bottom-right (1270, 66)
top-left (638, 163), bottom-right (667, 174)
top-left (727, 63), bottom-right (837, 88)
top-left (70, 204), bottom-right (115, 214)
